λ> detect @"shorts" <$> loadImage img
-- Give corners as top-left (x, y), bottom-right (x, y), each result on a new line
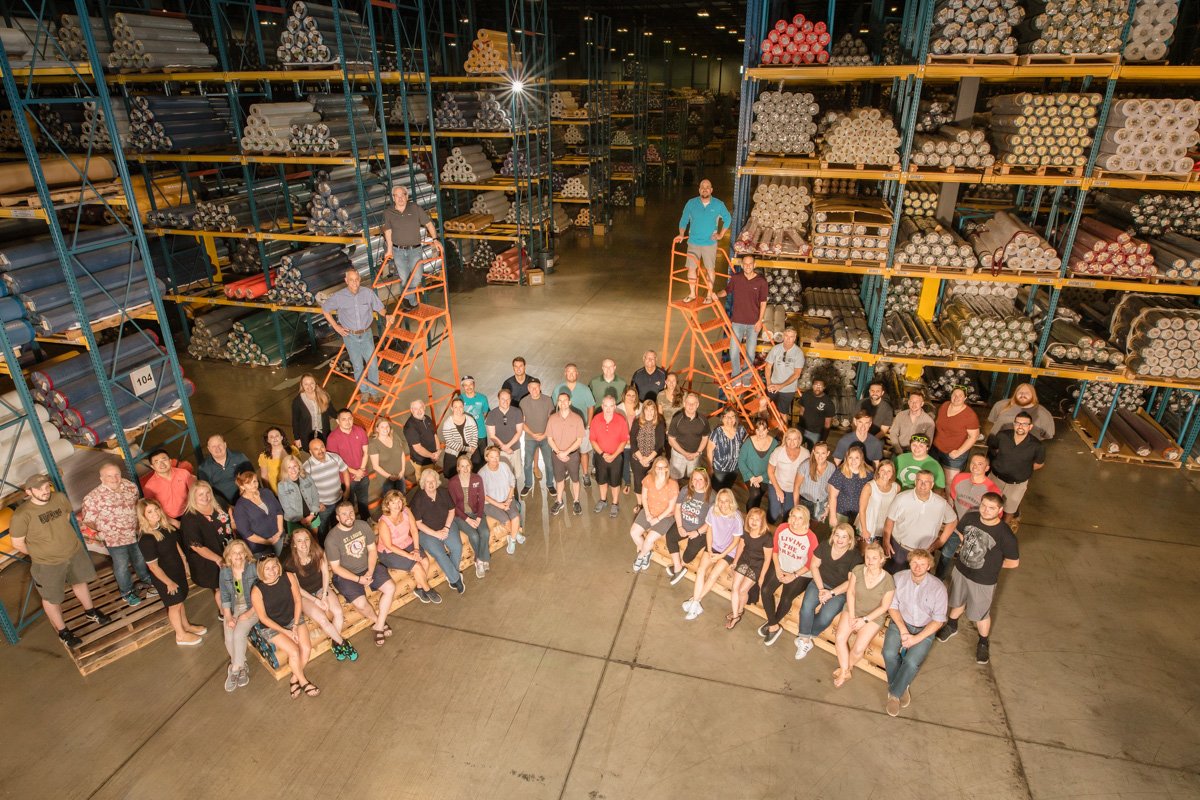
top-left (669, 449), bottom-right (700, 480)
top-left (687, 243), bottom-right (718, 273)
top-left (594, 453), bottom-right (623, 486)
top-left (633, 508), bottom-right (676, 536)
top-left (580, 427), bottom-right (593, 455)
top-left (948, 569), bottom-right (995, 622)
top-left (552, 450), bottom-right (581, 484)
top-left (378, 548), bottom-right (419, 572)
top-left (735, 560), bottom-right (762, 581)
top-left (333, 562), bottom-right (393, 601)
top-left (261, 618), bottom-right (305, 639)
top-left (30, 548), bottom-right (97, 605)
top-left (485, 503), bottom-right (521, 524)
top-left (933, 446), bottom-right (970, 470)
top-left (990, 475), bottom-right (1028, 515)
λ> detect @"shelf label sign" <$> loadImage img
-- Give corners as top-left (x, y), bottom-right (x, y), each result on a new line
top-left (130, 365), bottom-right (156, 397)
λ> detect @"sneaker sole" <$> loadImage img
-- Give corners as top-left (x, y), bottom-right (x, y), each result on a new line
top-left (938, 628), bottom-right (959, 642)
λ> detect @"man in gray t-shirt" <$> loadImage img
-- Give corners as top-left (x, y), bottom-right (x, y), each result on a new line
top-left (325, 502), bottom-right (396, 641)
top-left (486, 389), bottom-right (525, 492)
top-left (520, 379), bottom-right (556, 496)
top-left (382, 186), bottom-right (437, 309)
top-left (764, 328), bottom-right (805, 419)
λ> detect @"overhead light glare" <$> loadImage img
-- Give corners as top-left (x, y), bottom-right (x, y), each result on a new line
top-left (715, 25), bottom-right (725, 30)
top-left (697, 9), bottom-right (709, 17)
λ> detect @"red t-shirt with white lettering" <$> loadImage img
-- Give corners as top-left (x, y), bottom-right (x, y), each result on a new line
top-left (772, 524), bottom-right (818, 574)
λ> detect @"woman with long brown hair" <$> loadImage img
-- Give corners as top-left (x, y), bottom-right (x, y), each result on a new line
top-left (285, 528), bottom-right (357, 661)
top-left (292, 372), bottom-right (335, 449)
top-left (628, 399), bottom-right (666, 513)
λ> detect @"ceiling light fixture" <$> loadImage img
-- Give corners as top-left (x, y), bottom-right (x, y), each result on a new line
top-left (697, 9), bottom-right (709, 18)
top-left (715, 25), bottom-right (725, 30)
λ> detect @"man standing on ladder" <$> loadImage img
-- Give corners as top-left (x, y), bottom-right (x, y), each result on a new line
top-left (678, 179), bottom-right (731, 304)
top-left (321, 268), bottom-right (385, 403)
top-left (383, 185), bottom-right (437, 311)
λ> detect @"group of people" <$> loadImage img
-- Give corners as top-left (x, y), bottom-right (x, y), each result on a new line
top-left (11, 331), bottom-right (1048, 713)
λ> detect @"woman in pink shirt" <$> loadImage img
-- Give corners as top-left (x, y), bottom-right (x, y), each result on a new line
top-left (374, 490), bottom-right (440, 604)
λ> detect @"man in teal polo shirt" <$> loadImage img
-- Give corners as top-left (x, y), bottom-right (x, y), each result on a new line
top-left (678, 179), bottom-right (732, 303)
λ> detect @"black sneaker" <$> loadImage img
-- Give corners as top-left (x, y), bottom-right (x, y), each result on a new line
top-left (58, 627), bottom-right (82, 648)
top-left (551, 500), bottom-right (565, 516)
top-left (668, 566), bottom-right (688, 586)
top-left (764, 627), bottom-right (783, 646)
top-left (757, 622), bottom-right (769, 638)
top-left (520, 486), bottom-right (533, 498)
top-left (572, 501), bottom-right (583, 515)
top-left (427, 589), bottom-right (443, 604)
top-left (452, 579), bottom-right (466, 595)
top-left (84, 608), bottom-right (113, 626)
top-left (414, 588), bottom-right (431, 604)
top-left (976, 638), bottom-right (990, 665)
top-left (936, 620), bottom-right (959, 642)
top-left (548, 485), bottom-right (558, 496)
top-left (582, 474), bottom-right (592, 488)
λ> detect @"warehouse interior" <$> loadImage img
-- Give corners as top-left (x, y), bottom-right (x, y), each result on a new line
top-left (1, 1), bottom-right (1200, 798)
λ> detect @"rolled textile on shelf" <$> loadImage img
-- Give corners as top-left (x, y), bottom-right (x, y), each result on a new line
top-left (1119, 408), bottom-right (1182, 460)
top-left (30, 331), bottom-right (160, 391)
top-left (0, 390), bottom-right (52, 425)
top-left (0, 438), bottom-right (76, 495)
top-left (74, 379), bottom-right (196, 447)
top-left (1082, 408), bottom-right (1125, 454)
top-left (0, 156), bottom-right (117, 195)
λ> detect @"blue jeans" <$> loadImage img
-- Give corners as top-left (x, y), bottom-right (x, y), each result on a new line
top-left (802, 429), bottom-right (820, 447)
top-left (108, 542), bottom-right (152, 596)
top-left (420, 527), bottom-right (463, 585)
top-left (883, 620), bottom-right (936, 699)
top-left (459, 517), bottom-right (490, 564)
top-left (523, 434), bottom-right (554, 489)
top-left (729, 322), bottom-right (758, 382)
top-left (392, 245), bottom-right (424, 304)
top-left (343, 330), bottom-right (380, 396)
top-left (767, 489), bottom-right (795, 525)
top-left (798, 582), bottom-right (847, 638)
top-left (937, 532), bottom-right (961, 578)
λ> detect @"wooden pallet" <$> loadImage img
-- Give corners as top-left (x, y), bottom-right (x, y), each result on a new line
top-left (995, 163), bottom-right (1085, 178)
top-left (820, 161), bottom-right (902, 173)
top-left (926, 53), bottom-right (1019, 66)
top-left (646, 539), bottom-right (887, 681)
top-left (893, 262), bottom-right (975, 275)
top-left (250, 522), bottom-right (513, 679)
top-left (0, 179), bottom-right (126, 209)
top-left (1017, 52), bottom-right (1120, 66)
top-left (1092, 168), bottom-right (1191, 184)
top-left (57, 566), bottom-right (180, 676)
top-left (907, 164), bottom-right (993, 179)
top-left (1071, 413), bottom-right (1183, 469)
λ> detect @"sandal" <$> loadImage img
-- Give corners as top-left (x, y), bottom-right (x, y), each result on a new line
top-left (301, 682), bottom-right (321, 697)
top-left (375, 629), bottom-right (387, 647)
top-left (289, 678), bottom-right (302, 699)
top-left (382, 622), bottom-right (393, 638)
top-left (833, 669), bottom-right (852, 688)
top-left (682, 294), bottom-right (696, 303)
top-left (725, 612), bottom-right (743, 630)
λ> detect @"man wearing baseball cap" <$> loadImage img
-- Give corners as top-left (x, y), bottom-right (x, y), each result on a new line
top-left (10, 473), bottom-right (112, 648)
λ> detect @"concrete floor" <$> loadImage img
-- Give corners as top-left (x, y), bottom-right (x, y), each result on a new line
top-left (3, 172), bottom-right (1200, 800)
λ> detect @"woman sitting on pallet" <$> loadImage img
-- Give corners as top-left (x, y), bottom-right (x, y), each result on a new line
top-left (251, 554), bottom-right (319, 699)
top-left (682, 488), bottom-right (744, 622)
top-left (286, 529), bottom-right (358, 662)
top-left (832, 541), bottom-right (895, 688)
top-left (375, 490), bottom-right (441, 605)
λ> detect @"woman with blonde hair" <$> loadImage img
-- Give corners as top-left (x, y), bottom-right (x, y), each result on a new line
top-left (292, 372), bottom-right (335, 449)
top-left (375, 489), bottom-right (440, 604)
top-left (277, 454), bottom-right (321, 534)
top-left (251, 555), bottom-right (318, 698)
top-left (794, 523), bottom-right (863, 660)
top-left (832, 541), bottom-right (895, 687)
top-left (368, 417), bottom-right (408, 498)
top-left (826, 444), bottom-right (873, 529)
top-left (727, 506), bottom-right (772, 628)
top-left (219, 539), bottom-right (257, 691)
top-left (683, 488), bottom-right (744, 621)
top-left (286, 528), bottom-right (357, 661)
top-left (986, 382), bottom-right (1055, 440)
top-left (179, 480), bottom-right (234, 612)
top-left (766, 427), bottom-right (809, 524)
top-left (629, 456), bottom-right (678, 572)
top-left (858, 460), bottom-right (899, 543)
top-left (137, 498), bottom-right (205, 646)
top-left (797, 440), bottom-right (835, 529)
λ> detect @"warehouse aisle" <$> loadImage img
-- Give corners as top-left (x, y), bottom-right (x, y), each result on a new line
top-left (3, 171), bottom-right (1200, 800)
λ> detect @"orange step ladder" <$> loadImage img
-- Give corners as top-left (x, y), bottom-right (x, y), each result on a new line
top-left (323, 242), bottom-right (460, 431)
top-left (661, 238), bottom-right (788, 432)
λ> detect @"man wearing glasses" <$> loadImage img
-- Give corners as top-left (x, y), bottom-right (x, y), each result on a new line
top-left (985, 411), bottom-right (1045, 533)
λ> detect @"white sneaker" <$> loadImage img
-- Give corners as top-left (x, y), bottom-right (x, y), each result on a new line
top-left (516, 532), bottom-right (526, 545)
top-left (685, 601), bottom-right (704, 621)
top-left (633, 555), bottom-right (646, 572)
top-left (794, 637), bottom-right (814, 660)
top-left (506, 538), bottom-right (516, 555)
top-left (681, 598), bottom-right (694, 612)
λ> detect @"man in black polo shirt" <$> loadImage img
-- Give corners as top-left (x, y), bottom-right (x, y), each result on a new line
top-left (667, 392), bottom-right (709, 479)
top-left (631, 350), bottom-right (668, 401)
top-left (403, 399), bottom-right (441, 484)
top-left (798, 378), bottom-right (834, 446)
top-left (986, 411), bottom-right (1045, 531)
top-left (486, 388), bottom-right (525, 493)
top-left (382, 185), bottom-right (437, 310)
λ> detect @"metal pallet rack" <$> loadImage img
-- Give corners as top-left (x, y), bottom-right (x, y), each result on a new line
top-left (611, 27), bottom-right (649, 206)
top-left (110, 1), bottom-right (442, 365)
top-left (0, 2), bottom-right (202, 643)
top-left (645, 80), bottom-right (668, 187)
top-left (434, 0), bottom-right (552, 284)
top-left (732, 0), bottom-right (1200, 468)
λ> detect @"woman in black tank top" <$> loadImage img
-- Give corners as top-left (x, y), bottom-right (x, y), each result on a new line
top-left (251, 556), bottom-right (319, 698)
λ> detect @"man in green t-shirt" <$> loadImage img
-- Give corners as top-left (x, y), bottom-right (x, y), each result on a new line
top-left (589, 358), bottom-right (627, 405)
top-left (10, 474), bottom-right (111, 648)
top-left (893, 434), bottom-right (946, 491)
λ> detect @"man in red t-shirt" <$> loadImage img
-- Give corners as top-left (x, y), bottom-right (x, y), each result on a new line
top-left (326, 409), bottom-right (370, 519)
top-left (588, 395), bottom-right (630, 518)
top-left (716, 254), bottom-right (770, 387)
